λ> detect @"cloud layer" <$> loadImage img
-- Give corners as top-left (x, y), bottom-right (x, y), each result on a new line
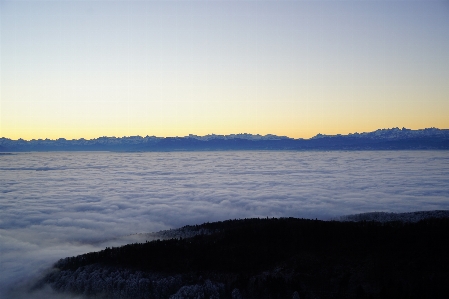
top-left (1, 151), bottom-right (449, 298)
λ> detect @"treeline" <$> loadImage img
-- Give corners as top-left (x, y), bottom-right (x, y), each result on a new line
top-left (42, 217), bottom-right (449, 299)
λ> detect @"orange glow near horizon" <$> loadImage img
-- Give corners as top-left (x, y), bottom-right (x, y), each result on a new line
top-left (1, 1), bottom-right (449, 141)
top-left (2, 121), bottom-right (448, 141)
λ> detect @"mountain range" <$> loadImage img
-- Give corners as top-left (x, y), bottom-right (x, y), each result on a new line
top-left (1, 127), bottom-right (448, 152)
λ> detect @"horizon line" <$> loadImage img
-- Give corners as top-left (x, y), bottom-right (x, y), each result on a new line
top-left (2, 127), bottom-right (447, 142)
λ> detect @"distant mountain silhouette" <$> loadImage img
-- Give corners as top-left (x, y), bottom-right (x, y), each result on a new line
top-left (1, 127), bottom-right (448, 151)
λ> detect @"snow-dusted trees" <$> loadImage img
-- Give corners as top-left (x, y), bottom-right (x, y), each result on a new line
top-left (37, 217), bottom-right (449, 299)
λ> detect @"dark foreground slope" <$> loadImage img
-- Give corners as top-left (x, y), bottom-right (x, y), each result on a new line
top-left (37, 217), bottom-right (449, 299)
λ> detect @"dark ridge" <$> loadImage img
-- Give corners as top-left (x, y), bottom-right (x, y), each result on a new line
top-left (2, 127), bottom-right (449, 151)
top-left (37, 216), bottom-right (449, 299)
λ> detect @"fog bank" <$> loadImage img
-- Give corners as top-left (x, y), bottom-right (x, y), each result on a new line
top-left (1, 151), bottom-right (448, 298)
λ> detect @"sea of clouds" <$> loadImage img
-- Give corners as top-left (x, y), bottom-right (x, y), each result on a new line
top-left (1, 151), bottom-right (449, 298)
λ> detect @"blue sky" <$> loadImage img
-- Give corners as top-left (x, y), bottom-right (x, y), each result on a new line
top-left (1, 0), bottom-right (448, 139)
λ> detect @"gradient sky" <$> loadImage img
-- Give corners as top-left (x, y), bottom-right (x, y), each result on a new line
top-left (1, 0), bottom-right (448, 140)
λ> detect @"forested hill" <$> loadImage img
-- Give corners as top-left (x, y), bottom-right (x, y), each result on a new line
top-left (2, 127), bottom-right (449, 151)
top-left (36, 215), bottom-right (449, 299)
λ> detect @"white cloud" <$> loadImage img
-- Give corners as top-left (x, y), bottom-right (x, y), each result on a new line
top-left (1, 151), bottom-right (448, 298)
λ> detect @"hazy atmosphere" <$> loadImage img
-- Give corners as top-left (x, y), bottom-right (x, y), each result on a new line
top-left (1, 1), bottom-right (449, 298)
top-left (1, 151), bottom-right (449, 298)
top-left (2, 0), bottom-right (449, 140)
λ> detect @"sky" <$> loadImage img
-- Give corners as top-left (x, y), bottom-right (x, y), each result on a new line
top-left (1, 0), bottom-right (448, 140)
